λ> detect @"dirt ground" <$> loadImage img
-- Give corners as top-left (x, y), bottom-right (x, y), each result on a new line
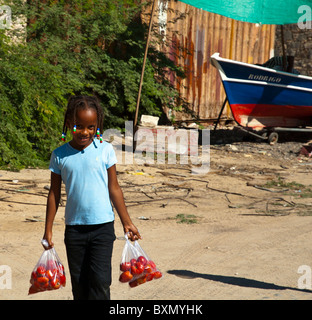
top-left (2, 127), bottom-right (312, 300)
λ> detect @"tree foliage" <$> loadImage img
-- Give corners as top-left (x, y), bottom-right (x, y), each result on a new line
top-left (0, 0), bottom-right (187, 169)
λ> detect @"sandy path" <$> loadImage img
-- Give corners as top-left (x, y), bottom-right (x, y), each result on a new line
top-left (1, 138), bottom-right (312, 300)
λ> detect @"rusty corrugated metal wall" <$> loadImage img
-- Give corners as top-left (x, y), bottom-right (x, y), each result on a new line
top-left (155, 0), bottom-right (276, 121)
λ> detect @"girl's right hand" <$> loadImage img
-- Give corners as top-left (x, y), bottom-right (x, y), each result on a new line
top-left (42, 233), bottom-right (54, 250)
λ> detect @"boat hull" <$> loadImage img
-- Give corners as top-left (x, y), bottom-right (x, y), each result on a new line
top-left (211, 53), bottom-right (312, 129)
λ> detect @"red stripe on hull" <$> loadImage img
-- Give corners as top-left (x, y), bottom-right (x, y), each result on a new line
top-left (230, 103), bottom-right (312, 129)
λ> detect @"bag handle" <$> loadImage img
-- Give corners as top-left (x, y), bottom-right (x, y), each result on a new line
top-left (124, 231), bottom-right (140, 243)
top-left (41, 239), bottom-right (50, 249)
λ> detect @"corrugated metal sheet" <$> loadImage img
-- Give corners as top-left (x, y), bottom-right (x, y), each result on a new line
top-left (156, 0), bottom-right (276, 121)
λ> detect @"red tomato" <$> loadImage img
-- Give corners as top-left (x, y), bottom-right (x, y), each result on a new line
top-left (31, 271), bottom-right (37, 280)
top-left (119, 271), bottom-right (133, 283)
top-left (36, 266), bottom-right (46, 276)
top-left (30, 272), bottom-right (37, 285)
top-left (37, 276), bottom-right (49, 284)
top-left (153, 271), bottom-right (162, 279)
top-left (146, 273), bottom-right (154, 281)
top-left (131, 265), bottom-right (137, 275)
top-left (136, 262), bottom-right (145, 274)
top-left (33, 279), bottom-right (42, 289)
top-left (129, 279), bottom-right (138, 288)
top-left (137, 256), bottom-right (147, 266)
top-left (58, 263), bottom-right (65, 274)
top-left (59, 273), bottom-right (66, 286)
top-left (46, 269), bottom-right (56, 280)
top-left (145, 264), bottom-right (153, 274)
top-left (36, 276), bottom-right (49, 289)
top-left (50, 278), bottom-right (61, 289)
top-left (130, 258), bottom-right (137, 266)
top-left (37, 276), bottom-right (49, 283)
top-left (136, 274), bottom-right (147, 285)
top-left (148, 260), bottom-right (156, 271)
top-left (131, 262), bottom-right (144, 275)
top-left (120, 261), bottom-right (131, 272)
top-left (28, 285), bottom-right (39, 294)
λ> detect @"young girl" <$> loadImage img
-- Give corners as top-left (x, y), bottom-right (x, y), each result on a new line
top-left (43, 95), bottom-right (141, 300)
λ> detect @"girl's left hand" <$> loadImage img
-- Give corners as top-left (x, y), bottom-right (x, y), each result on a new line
top-left (125, 224), bottom-right (142, 241)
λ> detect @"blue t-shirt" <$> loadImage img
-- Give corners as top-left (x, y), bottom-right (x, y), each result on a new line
top-left (49, 139), bottom-right (117, 225)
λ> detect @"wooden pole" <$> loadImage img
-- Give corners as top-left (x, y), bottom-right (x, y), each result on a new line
top-left (134, 0), bottom-right (157, 128)
top-left (226, 19), bottom-right (235, 118)
top-left (280, 25), bottom-right (287, 71)
top-left (214, 98), bottom-right (228, 131)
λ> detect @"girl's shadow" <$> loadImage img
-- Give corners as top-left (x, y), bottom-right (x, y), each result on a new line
top-left (167, 269), bottom-right (312, 294)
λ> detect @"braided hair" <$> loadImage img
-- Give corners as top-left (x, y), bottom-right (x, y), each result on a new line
top-left (62, 95), bottom-right (104, 140)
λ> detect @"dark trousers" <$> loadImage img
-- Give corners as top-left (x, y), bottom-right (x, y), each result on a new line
top-left (64, 222), bottom-right (116, 300)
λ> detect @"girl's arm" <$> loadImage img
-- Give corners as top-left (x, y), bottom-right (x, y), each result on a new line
top-left (42, 172), bottom-right (62, 249)
top-left (108, 165), bottom-right (141, 241)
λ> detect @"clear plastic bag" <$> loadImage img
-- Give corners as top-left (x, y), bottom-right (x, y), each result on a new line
top-left (28, 244), bottom-right (66, 295)
top-left (119, 234), bottom-right (162, 288)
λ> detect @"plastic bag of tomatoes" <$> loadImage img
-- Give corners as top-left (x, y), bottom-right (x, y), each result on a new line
top-left (28, 244), bottom-right (66, 295)
top-left (119, 234), bottom-right (162, 288)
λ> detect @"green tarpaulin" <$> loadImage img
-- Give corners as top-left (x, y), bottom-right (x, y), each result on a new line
top-left (179, 0), bottom-right (312, 24)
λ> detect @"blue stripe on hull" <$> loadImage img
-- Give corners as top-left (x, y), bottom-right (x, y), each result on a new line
top-left (218, 60), bottom-right (312, 90)
top-left (223, 81), bottom-right (312, 107)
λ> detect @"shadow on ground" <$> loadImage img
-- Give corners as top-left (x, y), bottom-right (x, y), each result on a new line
top-left (167, 269), bottom-right (312, 294)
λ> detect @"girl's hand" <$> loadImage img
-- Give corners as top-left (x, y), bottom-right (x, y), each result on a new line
top-left (124, 224), bottom-right (142, 241)
top-left (42, 232), bottom-right (54, 250)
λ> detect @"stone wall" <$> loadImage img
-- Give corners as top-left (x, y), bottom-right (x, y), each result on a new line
top-left (274, 24), bottom-right (312, 77)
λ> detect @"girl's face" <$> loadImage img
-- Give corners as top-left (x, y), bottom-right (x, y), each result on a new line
top-left (67, 108), bottom-right (98, 150)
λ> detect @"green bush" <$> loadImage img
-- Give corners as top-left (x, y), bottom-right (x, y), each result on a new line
top-left (0, 0), bottom-right (187, 170)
